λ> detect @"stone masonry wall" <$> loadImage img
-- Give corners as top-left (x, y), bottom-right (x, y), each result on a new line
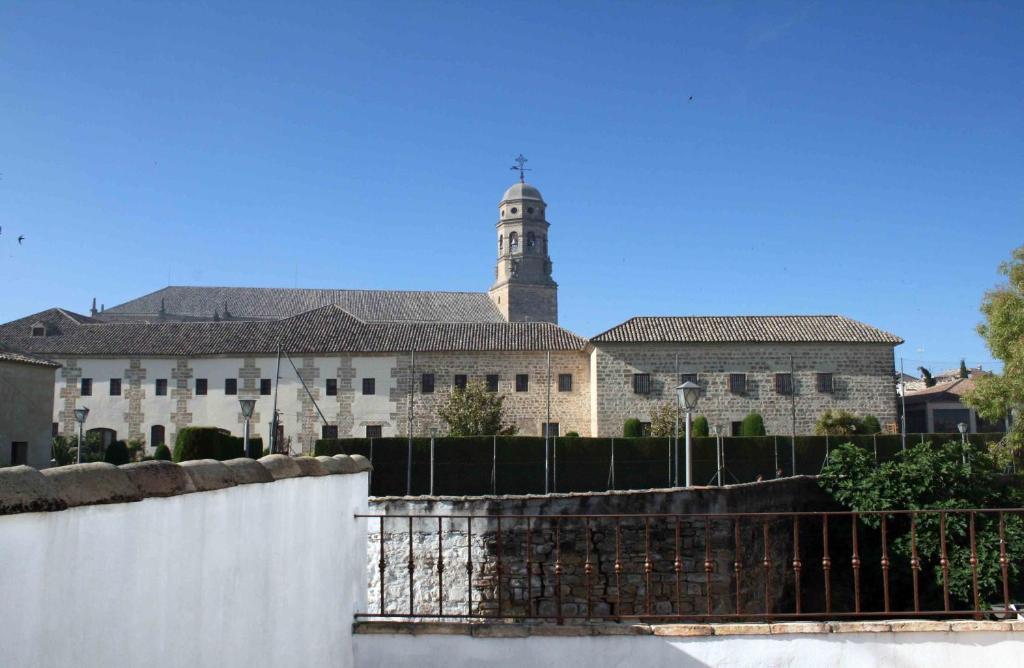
top-left (367, 477), bottom-right (840, 620)
top-left (592, 343), bottom-right (898, 437)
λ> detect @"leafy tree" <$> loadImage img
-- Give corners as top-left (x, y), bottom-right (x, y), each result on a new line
top-left (959, 359), bottom-right (970, 379)
top-left (691, 415), bottom-right (709, 438)
top-left (819, 441), bottom-right (1023, 607)
top-left (623, 418), bottom-right (643, 437)
top-left (739, 412), bottom-right (766, 437)
top-left (437, 381), bottom-right (518, 436)
top-left (919, 367), bottom-right (936, 387)
top-left (103, 440), bottom-right (130, 465)
top-left (815, 409), bottom-right (864, 436)
top-left (860, 414), bottom-right (882, 435)
top-left (964, 244), bottom-right (1024, 467)
top-left (649, 403), bottom-right (709, 437)
top-left (50, 436), bottom-right (76, 466)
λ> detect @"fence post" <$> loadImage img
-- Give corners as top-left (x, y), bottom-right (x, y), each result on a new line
top-left (610, 437), bottom-right (616, 490)
top-left (920, 433), bottom-right (925, 445)
top-left (773, 436), bottom-right (779, 477)
top-left (873, 434), bottom-right (878, 464)
top-left (368, 438), bottom-right (374, 494)
top-left (491, 435), bottom-right (497, 495)
top-left (668, 436), bottom-right (673, 488)
top-left (553, 436), bottom-right (558, 493)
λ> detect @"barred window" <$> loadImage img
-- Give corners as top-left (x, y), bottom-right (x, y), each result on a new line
top-left (775, 373), bottom-right (793, 395)
top-left (195, 378), bottom-right (207, 396)
top-left (362, 378), bottom-right (375, 395)
top-left (486, 374), bottom-right (499, 392)
top-left (155, 379), bottom-right (167, 396)
top-left (817, 373), bottom-right (834, 393)
top-left (679, 373), bottom-right (698, 385)
top-left (515, 374), bottom-right (529, 392)
top-left (365, 425), bottom-right (382, 438)
top-left (326, 378), bottom-right (338, 396)
top-left (729, 373), bottom-right (746, 395)
top-left (109, 378), bottom-right (121, 396)
top-left (81, 378), bottom-right (92, 396)
top-left (259, 379), bottom-right (271, 396)
top-left (454, 374), bottom-right (468, 390)
top-left (225, 378), bottom-right (237, 395)
top-left (421, 373), bottom-right (435, 394)
top-left (558, 373), bottom-right (573, 392)
top-left (633, 373), bottom-right (651, 395)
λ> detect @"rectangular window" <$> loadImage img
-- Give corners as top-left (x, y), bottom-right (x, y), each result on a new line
top-left (558, 373), bottom-right (573, 392)
top-left (365, 425), bottom-right (382, 438)
top-left (543, 423), bottom-right (559, 438)
top-left (109, 378), bottom-right (121, 396)
top-left (515, 373), bottom-right (529, 392)
top-left (80, 378), bottom-right (92, 396)
top-left (10, 442), bottom-right (28, 466)
top-left (52, 422), bottom-right (59, 437)
top-left (816, 373), bottom-right (834, 394)
top-left (195, 378), bottom-right (208, 396)
top-left (321, 425), bottom-right (338, 439)
top-left (680, 373), bottom-right (698, 385)
top-left (362, 378), bottom-right (375, 395)
top-left (486, 374), bottom-right (499, 392)
top-left (729, 373), bottom-right (747, 395)
top-left (326, 378), bottom-right (338, 396)
top-left (259, 379), bottom-right (271, 396)
top-left (775, 373), bottom-right (793, 395)
top-left (454, 374), bottom-right (468, 390)
top-left (225, 378), bottom-right (237, 395)
top-left (155, 379), bottom-right (167, 396)
top-left (731, 421), bottom-right (743, 436)
top-left (421, 373), bottom-right (435, 394)
top-left (639, 422), bottom-right (652, 436)
top-left (632, 373), bottom-right (651, 395)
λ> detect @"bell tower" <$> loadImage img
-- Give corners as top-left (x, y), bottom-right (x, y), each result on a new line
top-left (488, 161), bottom-right (558, 323)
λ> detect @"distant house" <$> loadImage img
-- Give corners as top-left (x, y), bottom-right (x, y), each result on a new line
top-left (902, 377), bottom-right (1009, 433)
top-left (0, 349), bottom-right (60, 467)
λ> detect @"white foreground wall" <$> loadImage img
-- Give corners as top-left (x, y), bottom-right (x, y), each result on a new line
top-left (0, 472), bottom-right (368, 668)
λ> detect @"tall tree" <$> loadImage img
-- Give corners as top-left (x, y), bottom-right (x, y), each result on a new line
top-left (437, 381), bottom-right (518, 436)
top-left (919, 366), bottom-right (936, 387)
top-left (959, 359), bottom-right (970, 379)
top-left (964, 244), bottom-right (1024, 465)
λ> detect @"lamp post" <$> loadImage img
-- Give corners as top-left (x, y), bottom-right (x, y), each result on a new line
top-left (957, 421), bottom-right (969, 465)
top-left (711, 423), bottom-right (721, 486)
top-left (74, 406), bottom-right (90, 464)
top-left (676, 382), bottom-right (700, 487)
top-left (239, 399), bottom-right (256, 458)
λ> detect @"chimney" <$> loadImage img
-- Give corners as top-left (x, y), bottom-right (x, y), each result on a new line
top-left (90, 297), bottom-right (97, 317)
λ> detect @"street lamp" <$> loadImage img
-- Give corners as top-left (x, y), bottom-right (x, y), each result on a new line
top-left (676, 382), bottom-right (700, 487)
top-left (73, 406), bottom-right (90, 464)
top-left (957, 421), bottom-right (968, 443)
top-left (239, 399), bottom-right (256, 458)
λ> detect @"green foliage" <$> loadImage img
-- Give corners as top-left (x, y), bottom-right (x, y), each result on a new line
top-left (860, 414), bottom-right (881, 435)
top-left (649, 402), bottom-right (678, 437)
top-left (563, 431), bottom-right (580, 438)
top-left (919, 366), bottom-right (936, 387)
top-left (692, 415), bottom-right (709, 438)
top-left (959, 359), bottom-right (970, 379)
top-left (126, 438), bottom-right (145, 462)
top-left (153, 444), bottom-right (172, 461)
top-left (815, 409), bottom-right (866, 436)
top-left (103, 440), bottom-right (130, 465)
top-left (739, 412), bottom-right (766, 437)
top-left (964, 244), bottom-right (1024, 468)
top-left (819, 441), bottom-right (1024, 607)
top-left (623, 418), bottom-right (643, 438)
top-left (436, 381), bottom-right (518, 436)
top-left (172, 427), bottom-right (244, 462)
top-left (50, 436), bottom-right (76, 466)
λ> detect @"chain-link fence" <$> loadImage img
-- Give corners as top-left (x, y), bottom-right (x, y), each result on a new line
top-left (315, 433), bottom-right (1008, 497)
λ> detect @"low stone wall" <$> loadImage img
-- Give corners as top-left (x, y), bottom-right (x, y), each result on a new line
top-left (367, 477), bottom-right (841, 619)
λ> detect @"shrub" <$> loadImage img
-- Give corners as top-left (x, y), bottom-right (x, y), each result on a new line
top-left (173, 427), bottom-right (242, 462)
top-left (153, 444), bottom-right (172, 461)
top-left (51, 436), bottom-right (76, 466)
top-left (437, 381), bottom-right (518, 436)
top-left (103, 440), bottom-right (130, 465)
top-left (815, 409), bottom-right (864, 436)
top-left (739, 412), bottom-right (766, 437)
top-left (564, 431), bottom-right (581, 439)
top-left (692, 415), bottom-right (709, 438)
top-left (861, 414), bottom-right (881, 434)
top-left (623, 418), bottom-right (643, 438)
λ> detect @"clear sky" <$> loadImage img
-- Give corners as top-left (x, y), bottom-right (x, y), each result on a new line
top-left (1, 1), bottom-right (1021, 374)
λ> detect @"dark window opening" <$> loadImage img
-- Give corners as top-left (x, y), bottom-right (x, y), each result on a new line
top-left (195, 378), bottom-right (208, 396)
top-left (486, 374), bottom-right (499, 392)
top-left (515, 374), bottom-right (529, 392)
top-left (11, 442), bottom-right (28, 466)
top-left (31, 326), bottom-right (45, 337)
top-left (731, 421), bottom-right (744, 436)
top-left (150, 425), bottom-right (165, 446)
top-left (421, 373), bottom-right (435, 394)
top-left (80, 378), bottom-right (92, 396)
top-left (326, 378), bottom-right (338, 396)
top-left (632, 373), bottom-right (651, 395)
top-left (109, 378), bottom-right (121, 396)
top-left (775, 373), bottom-right (793, 395)
top-left (321, 425), bottom-right (338, 440)
top-left (365, 425), bottom-right (382, 438)
top-left (558, 373), bottom-right (573, 392)
top-left (543, 422), bottom-right (559, 438)
top-left (639, 422), bottom-right (652, 437)
top-left (225, 378), bottom-right (237, 395)
top-left (52, 422), bottom-right (59, 437)
top-left (454, 374), bottom-right (468, 390)
top-left (729, 373), bottom-right (747, 395)
top-left (816, 373), bottom-right (834, 394)
top-left (155, 379), bottom-right (168, 396)
top-left (362, 378), bottom-right (376, 395)
top-left (259, 379), bottom-right (271, 396)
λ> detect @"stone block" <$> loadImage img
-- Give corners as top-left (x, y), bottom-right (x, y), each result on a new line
top-left (332, 454), bottom-right (360, 473)
top-left (293, 456), bottom-right (328, 476)
top-left (652, 624), bottom-right (713, 637)
top-left (470, 624), bottom-right (530, 638)
top-left (179, 460), bottom-right (237, 492)
top-left (316, 456), bottom-right (348, 474)
top-left (769, 622), bottom-right (830, 635)
top-left (349, 454), bottom-right (372, 472)
top-left (120, 461), bottom-right (190, 497)
top-left (591, 623), bottom-right (653, 635)
top-left (41, 462), bottom-right (143, 507)
top-left (259, 454), bottom-right (302, 480)
top-left (829, 621), bottom-right (891, 633)
top-left (948, 620), bottom-right (1012, 632)
top-left (0, 465), bottom-right (68, 515)
top-left (887, 620), bottom-right (951, 633)
top-left (223, 458), bottom-right (274, 485)
top-left (710, 623), bottom-right (771, 636)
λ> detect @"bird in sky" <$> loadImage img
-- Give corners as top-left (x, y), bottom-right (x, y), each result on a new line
top-left (17, 235), bottom-right (25, 245)
top-left (688, 96), bottom-right (694, 101)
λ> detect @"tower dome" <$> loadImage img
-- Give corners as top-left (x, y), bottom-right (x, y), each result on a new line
top-left (501, 182), bottom-right (545, 203)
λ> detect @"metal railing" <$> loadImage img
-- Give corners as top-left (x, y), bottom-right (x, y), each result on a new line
top-left (356, 509), bottom-right (1023, 623)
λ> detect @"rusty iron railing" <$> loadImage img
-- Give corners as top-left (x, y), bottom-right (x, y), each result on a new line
top-left (357, 509), bottom-right (1024, 623)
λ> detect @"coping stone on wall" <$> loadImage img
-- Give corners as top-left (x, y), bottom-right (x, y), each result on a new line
top-left (349, 454), bottom-right (372, 472)
top-left (41, 462), bottom-right (144, 508)
top-left (121, 461), bottom-right (190, 497)
top-left (316, 456), bottom-right (347, 474)
top-left (293, 456), bottom-right (328, 477)
top-left (0, 466), bottom-right (68, 515)
top-left (223, 458), bottom-right (275, 485)
top-left (332, 454), bottom-right (360, 473)
top-left (259, 454), bottom-right (303, 480)
top-left (179, 459), bottom-right (237, 492)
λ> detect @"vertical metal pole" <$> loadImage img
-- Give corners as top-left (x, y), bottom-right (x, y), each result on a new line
top-left (407, 350), bottom-right (414, 496)
top-left (429, 435), bottom-right (435, 496)
top-left (900, 357), bottom-right (907, 451)
top-left (491, 434), bottom-right (497, 495)
top-left (545, 351), bottom-right (551, 494)
top-left (685, 410), bottom-right (692, 487)
top-left (716, 431), bottom-right (722, 486)
top-left (674, 398), bottom-right (680, 487)
top-left (790, 354), bottom-right (797, 476)
top-left (77, 422), bottom-right (83, 464)
top-left (610, 437), bottom-right (615, 490)
top-left (271, 340), bottom-right (282, 453)
top-left (243, 417), bottom-right (250, 459)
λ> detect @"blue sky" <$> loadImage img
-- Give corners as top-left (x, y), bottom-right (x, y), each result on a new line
top-left (1, 1), bottom-right (1021, 374)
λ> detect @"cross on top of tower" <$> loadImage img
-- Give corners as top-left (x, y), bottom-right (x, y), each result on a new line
top-left (510, 154), bottom-right (531, 183)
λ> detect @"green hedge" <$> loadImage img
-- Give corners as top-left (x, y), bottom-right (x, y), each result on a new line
top-left (173, 427), bottom-right (245, 462)
top-left (312, 433), bottom-right (1007, 497)
top-left (103, 440), bottom-right (130, 465)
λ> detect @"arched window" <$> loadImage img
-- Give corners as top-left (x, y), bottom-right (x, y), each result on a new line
top-left (509, 232), bottom-right (519, 252)
top-left (526, 232), bottom-right (536, 249)
top-left (86, 428), bottom-right (117, 448)
top-left (498, 234), bottom-right (503, 253)
top-left (150, 425), bottom-right (165, 447)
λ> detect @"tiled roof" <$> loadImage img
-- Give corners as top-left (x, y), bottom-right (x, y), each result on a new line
top-left (592, 315), bottom-right (903, 344)
top-left (101, 286), bottom-right (506, 323)
top-left (0, 306), bottom-right (587, 356)
top-left (0, 349), bottom-right (61, 368)
top-left (904, 377), bottom-right (975, 399)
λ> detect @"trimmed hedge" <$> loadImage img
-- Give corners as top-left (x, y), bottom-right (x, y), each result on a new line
top-left (314, 433), bottom-right (1008, 497)
top-left (153, 444), bottom-right (172, 461)
top-left (623, 419), bottom-right (643, 438)
top-left (173, 427), bottom-right (245, 462)
top-left (103, 440), bottom-right (130, 465)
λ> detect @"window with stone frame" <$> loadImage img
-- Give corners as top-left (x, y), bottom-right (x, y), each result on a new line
top-left (81, 378), bottom-right (92, 396)
top-left (196, 378), bottom-right (208, 396)
top-left (454, 374), bottom-right (468, 390)
top-left (259, 379), bottom-right (271, 395)
top-left (558, 373), bottom-right (573, 392)
top-left (326, 378), bottom-right (338, 396)
top-left (321, 425), bottom-right (338, 439)
top-left (486, 374), bottom-right (499, 392)
top-left (816, 372), bottom-right (835, 394)
top-left (362, 378), bottom-right (376, 395)
top-left (150, 425), bottom-right (165, 446)
top-left (515, 373), bottom-right (529, 392)
top-left (632, 373), bottom-right (651, 395)
top-left (421, 373), bottom-right (435, 394)
top-left (365, 425), bottom-right (382, 438)
top-left (728, 373), bottom-right (747, 395)
top-left (543, 422), bottom-right (559, 437)
top-left (225, 378), bottom-right (237, 395)
top-left (731, 421), bottom-right (743, 436)
top-left (774, 373), bottom-right (794, 395)
top-left (109, 378), bottom-right (121, 396)
top-left (155, 378), bottom-right (167, 396)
